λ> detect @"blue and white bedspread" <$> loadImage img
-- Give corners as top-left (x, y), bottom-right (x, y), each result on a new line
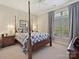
top-left (15, 32), bottom-right (49, 53)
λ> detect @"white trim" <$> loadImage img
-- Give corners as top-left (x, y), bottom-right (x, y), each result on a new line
top-left (38, 0), bottom-right (79, 15)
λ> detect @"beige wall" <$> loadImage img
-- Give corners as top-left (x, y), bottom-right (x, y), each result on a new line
top-left (38, 13), bottom-right (48, 32)
top-left (0, 5), bottom-right (38, 36)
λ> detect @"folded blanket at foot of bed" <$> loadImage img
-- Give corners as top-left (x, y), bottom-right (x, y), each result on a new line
top-left (15, 32), bottom-right (49, 53)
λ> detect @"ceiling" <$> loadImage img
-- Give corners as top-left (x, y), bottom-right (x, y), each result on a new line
top-left (0, 0), bottom-right (77, 15)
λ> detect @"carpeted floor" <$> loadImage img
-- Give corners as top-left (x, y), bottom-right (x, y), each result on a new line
top-left (0, 43), bottom-right (69, 59)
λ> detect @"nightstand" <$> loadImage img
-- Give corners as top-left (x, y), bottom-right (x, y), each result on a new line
top-left (0, 39), bottom-right (2, 48)
top-left (2, 35), bottom-right (15, 47)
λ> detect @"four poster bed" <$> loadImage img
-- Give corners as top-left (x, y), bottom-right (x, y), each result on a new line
top-left (15, 1), bottom-right (52, 59)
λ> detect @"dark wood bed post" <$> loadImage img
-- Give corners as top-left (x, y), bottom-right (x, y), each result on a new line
top-left (28, 1), bottom-right (32, 59)
top-left (49, 34), bottom-right (52, 46)
top-left (15, 16), bottom-right (16, 33)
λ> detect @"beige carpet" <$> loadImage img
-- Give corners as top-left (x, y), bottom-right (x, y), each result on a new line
top-left (0, 43), bottom-right (69, 59)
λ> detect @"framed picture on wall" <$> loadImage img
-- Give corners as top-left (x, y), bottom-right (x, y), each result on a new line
top-left (20, 20), bottom-right (27, 25)
top-left (18, 20), bottom-right (28, 33)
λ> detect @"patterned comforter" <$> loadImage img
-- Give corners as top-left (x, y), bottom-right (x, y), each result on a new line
top-left (15, 32), bottom-right (49, 53)
top-left (15, 32), bottom-right (49, 45)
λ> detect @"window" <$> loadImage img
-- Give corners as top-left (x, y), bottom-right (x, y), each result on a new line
top-left (53, 9), bottom-right (69, 42)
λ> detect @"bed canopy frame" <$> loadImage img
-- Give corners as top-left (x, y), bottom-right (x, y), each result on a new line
top-left (14, 1), bottom-right (52, 59)
top-left (28, 1), bottom-right (32, 59)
